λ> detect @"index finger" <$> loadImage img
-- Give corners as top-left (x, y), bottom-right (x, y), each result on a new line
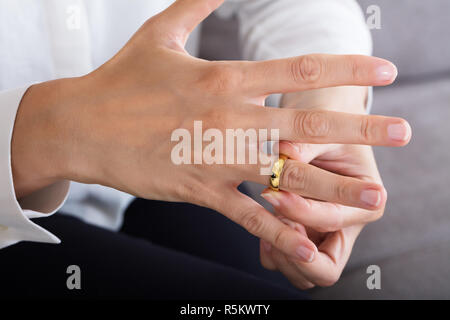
top-left (243, 54), bottom-right (397, 96)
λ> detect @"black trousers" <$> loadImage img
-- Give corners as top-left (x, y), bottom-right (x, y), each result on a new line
top-left (0, 197), bottom-right (306, 299)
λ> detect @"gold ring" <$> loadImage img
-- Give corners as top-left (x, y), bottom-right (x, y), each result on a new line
top-left (269, 154), bottom-right (288, 191)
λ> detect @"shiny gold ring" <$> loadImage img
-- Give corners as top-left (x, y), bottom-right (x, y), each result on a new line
top-left (269, 155), bottom-right (288, 191)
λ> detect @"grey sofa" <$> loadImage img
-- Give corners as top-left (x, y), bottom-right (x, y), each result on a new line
top-left (200, 0), bottom-right (450, 299)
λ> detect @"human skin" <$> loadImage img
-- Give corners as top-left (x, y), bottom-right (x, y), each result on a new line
top-left (259, 86), bottom-right (394, 288)
top-left (11, 0), bottom-right (410, 271)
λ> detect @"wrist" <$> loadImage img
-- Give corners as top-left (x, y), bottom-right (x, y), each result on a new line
top-left (11, 77), bottom-right (86, 198)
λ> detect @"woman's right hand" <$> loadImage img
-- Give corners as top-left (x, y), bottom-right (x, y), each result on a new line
top-left (12, 0), bottom-right (410, 261)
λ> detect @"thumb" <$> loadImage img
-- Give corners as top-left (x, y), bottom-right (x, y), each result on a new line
top-left (159, 0), bottom-right (224, 41)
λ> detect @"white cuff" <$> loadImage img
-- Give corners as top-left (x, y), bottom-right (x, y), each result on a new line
top-left (0, 86), bottom-right (70, 249)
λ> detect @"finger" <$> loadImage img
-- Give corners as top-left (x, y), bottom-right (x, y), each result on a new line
top-left (262, 190), bottom-right (382, 232)
top-left (158, 0), bottom-right (224, 38)
top-left (213, 188), bottom-right (317, 262)
top-left (278, 141), bottom-right (338, 164)
top-left (251, 159), bottom-right (386, 210)
top-left (287, 225), bottom-right (362, 287)
top-left (271, 246), bottom-right (316, 290)
top-left (244, 54), bottom-right (397, 95)
top-left (270, 217), bottom-right (315, 289)
top-left (260, 240), bottom-right (277, 271)
top-left (252, 107), bottom-right (412, 146)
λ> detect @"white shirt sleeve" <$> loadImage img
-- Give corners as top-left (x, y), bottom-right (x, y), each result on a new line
top-left (0, 86), bottom-right (70, 249)
top-left (216, 0), bottom-right (373, 109)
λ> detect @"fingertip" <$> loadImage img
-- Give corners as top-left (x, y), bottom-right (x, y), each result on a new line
top-left (391, 63), bottom-right (399, 82)
top-left (360, 184), bottom-right (386, 210)
top-left (376, 185), bottom-right (388, 209)
top-left (381, 185), bottom-right (388, 206)
top-left (295, 238), bottom-right (317, 263)
top-left (387, 119), bottom-right (412, 145)
top-left (402, 120), bottom-right (412, 145)
top-left (373, 59), bottom-right (398, 86)
top-left (309, 241), bottom-right (319, 263)
top-left (297, 248), bottom-right (316, 264)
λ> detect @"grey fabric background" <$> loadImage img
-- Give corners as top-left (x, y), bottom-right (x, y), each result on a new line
top-left (199, 0), bottom-right (450, 299)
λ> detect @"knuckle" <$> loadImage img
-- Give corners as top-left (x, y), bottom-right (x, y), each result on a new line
top-left (273, 227), bottom-right (286, 248)
top-left (281, 162), bottom-right (308, 191)
top-left (294, 111), bottom-right (330, 138)
top-left (360, 116), bottom-right (375, 142)
top-left (241, 209), bottom-right (265, 236)
top-left (335, 180), bottom-right (352, 203)
top-left (351, 58), bottom-right (361, 82)
top-left (291, 55), bottom-right (322, 84)
top-left (201, 63), bottom-right (243, 94)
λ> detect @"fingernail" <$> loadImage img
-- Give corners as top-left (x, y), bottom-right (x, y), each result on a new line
top-left (360, 189), bottom-right (381, 207)
top-left (376, 64), bottom-right (397, 82)
top-left (262, 240), bottom-right (272, 252)
top-left (388, 122), bottom-right (411, 141)
top-left (296, 245), bottom-right (315, 263)
top-left (261, 192), bottom-right (280, 207)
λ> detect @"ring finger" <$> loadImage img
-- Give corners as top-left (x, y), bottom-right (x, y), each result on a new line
top-left (246, 158), bottom-right (386, 211)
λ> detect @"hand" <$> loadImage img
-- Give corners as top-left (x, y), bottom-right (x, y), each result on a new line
top-left (260, 144), bottom-right (386, 288)
top-left (11, 0), bottom-right (407, 261)
top-left (258, 87), bottom-right (410, 288)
